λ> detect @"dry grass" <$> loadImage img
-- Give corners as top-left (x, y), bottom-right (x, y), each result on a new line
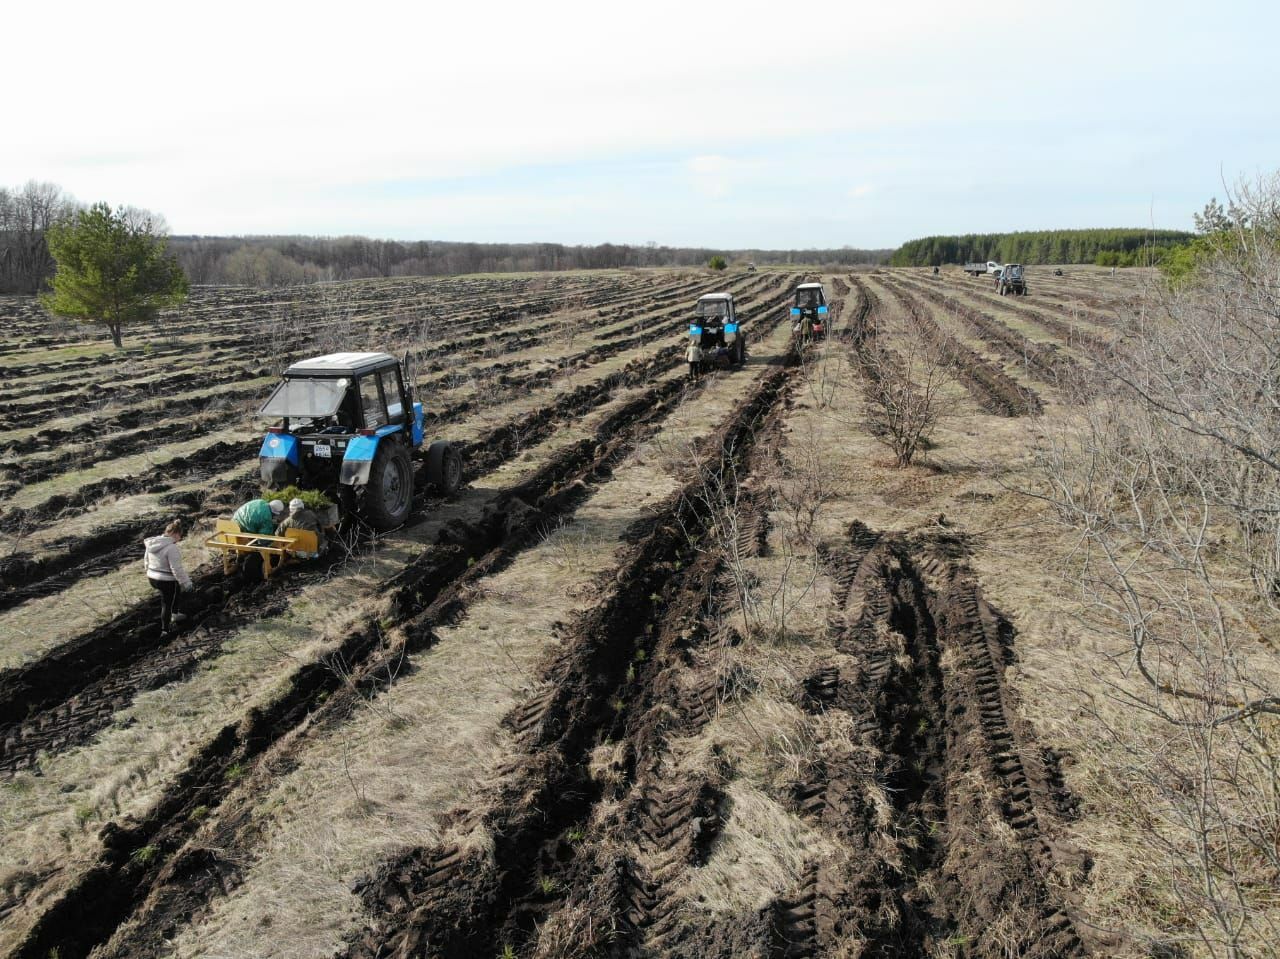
top-left (159, 318), bottom-right (798, 956)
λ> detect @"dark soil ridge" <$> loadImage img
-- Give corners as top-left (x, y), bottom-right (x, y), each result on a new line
top-left (411, 274), bottom-right (722, 366)
top-left (895, 276), bottom-right (1086, 388)
top-left (0, 413), bottom-right (231, 492)
top-left (770, 525), bottom-right (1089, 958)
top-left (921, 274), bottom-right (1114, 357)
top-left (421, 273), bottom-right (788, 399)
top-left (516, 484), bottom-right (781, 958)
top-left (0, 439), bottom-right (252, 535)
top-left (338, 357), bottom-right (797, 959)
top-left (6, 335), bottom-right (733, 959)
top-left (0, 361), bottom-right (271, 412)
top-left (0, 337), bottom-right (705, 761)
top-left (0, 318), bottom-right (703, 616)
top-left (0, 383), bottom-right (265, 459)
top-left (0, 366), bottom-right (273, 433)
top-left (412, 273), bottom-right (761, 387)
top-left (876, 278), bottom-right (1043, 417)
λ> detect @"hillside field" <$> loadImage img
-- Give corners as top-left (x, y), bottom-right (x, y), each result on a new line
top-left (0, 265), bottom-right (1187, 957)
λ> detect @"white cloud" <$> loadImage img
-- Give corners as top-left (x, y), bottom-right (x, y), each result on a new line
top-left (848, 185), bottom-right (875, 199)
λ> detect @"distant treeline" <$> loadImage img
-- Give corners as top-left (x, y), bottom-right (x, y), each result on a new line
top-left (1, 179), bottom-right (892, 292)
top-left (890, 228), bottom-right (1195, 267)
top-left (169, 236), bottom-right (891, 286)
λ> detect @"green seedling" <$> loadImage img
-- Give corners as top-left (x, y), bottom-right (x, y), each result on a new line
top-left (188, 805), bottom-right (210, 822)
top-left (537, 876), bottom-right (559, 896)
top-left (225, 762), bottom-right (246, 782)
top-left (130, 844), bottom-right (159, 865)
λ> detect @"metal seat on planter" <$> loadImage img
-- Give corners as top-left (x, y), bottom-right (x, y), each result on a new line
top-left (206, 520), bottom-right (319, 579)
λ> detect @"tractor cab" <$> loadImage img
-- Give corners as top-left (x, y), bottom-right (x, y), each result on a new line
top-left (255, 352), bottom-right (461, 530)
top-left (791, 283), bottom-right (829, 339)
top-left (690, 293), bottom-right (746, 367)
top-left (997, 264), bottom-right (1026, 296)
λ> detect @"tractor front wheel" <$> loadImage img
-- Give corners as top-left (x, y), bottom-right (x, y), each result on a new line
top-left (364, 441), bottom-right (414, 530)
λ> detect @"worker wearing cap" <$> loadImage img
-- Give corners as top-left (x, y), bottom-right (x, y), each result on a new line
top-left (232, 497), bottom-right (285, 536)
top-left (276, 497), bottom-right (325, 555)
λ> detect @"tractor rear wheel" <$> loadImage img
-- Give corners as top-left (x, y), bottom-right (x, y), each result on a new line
top-left (427, 440), bottom-right (463, 495)
top-left (364, 441), bottom-right (413, 530)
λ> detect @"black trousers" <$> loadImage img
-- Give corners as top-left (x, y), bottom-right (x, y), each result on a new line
top-left (149, 578), bottom-right (180, 631)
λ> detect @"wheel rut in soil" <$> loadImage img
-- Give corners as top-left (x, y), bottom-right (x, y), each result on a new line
top-left (895, 276), bottom-right (1085, 388)
top-left (874, 277), bottom-right (1043, 418)
top-left (0, 341), bottom-right (706, 775)
top-left (920, 274), bottom-right (1113, 358)
top-left (338, 356), bottom-right (798, 959)
top-left (5, 333), bottom-right (764, 959)
top-left (770, 525), bottom-right (1088, 958)
top-left (340, 509), bottom-right (1092, 956)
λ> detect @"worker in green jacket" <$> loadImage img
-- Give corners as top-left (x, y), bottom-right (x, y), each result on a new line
top-left (232, 498), bottom-right (285, 535)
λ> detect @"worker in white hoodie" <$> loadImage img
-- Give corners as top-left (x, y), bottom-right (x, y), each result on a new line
top-left (144, 519), bottom-right (194, 634)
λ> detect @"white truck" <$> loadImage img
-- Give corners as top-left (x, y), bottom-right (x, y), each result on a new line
top-left (963, 260), bottom-right (1002, 276)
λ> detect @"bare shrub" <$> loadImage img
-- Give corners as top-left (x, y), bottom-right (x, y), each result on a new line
top-left (861, 320), bottom-right (952, 467)
top-left (1031, 174), bottom-right (1280, 954)
top-left (774, 417), bottom-right (837, 547)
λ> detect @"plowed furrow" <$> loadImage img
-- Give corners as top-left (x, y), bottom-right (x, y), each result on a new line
top-left (339, 356), bottom-right (797, 959)
top-left (0, 344), bottom-right (697, 773)
top-left (24, 351), bottom-right (738, 959)
top-left (876, 277), bottom-right (1042, 417)
top-left (896, 276), bottom-right (1085, 387)
top-left (774, 523), bottom-right (1088, 957)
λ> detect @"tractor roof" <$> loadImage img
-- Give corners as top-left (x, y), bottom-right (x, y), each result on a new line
top-left (796, 282), bottom-right (824, 290)
top-left (698, 292), bottom-right (734, 301)
top-left (284, 352), bottom-right (397, 378)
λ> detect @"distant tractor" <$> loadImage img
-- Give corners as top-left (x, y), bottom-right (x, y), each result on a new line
top-left (689, 293), bottom-right (746, 368)
top-left (255, 352), bottom-right (462, 530)
top-left (791, 282), bottom-right (829, 340)
top-left (997, 263), bottom-right (1027, 296)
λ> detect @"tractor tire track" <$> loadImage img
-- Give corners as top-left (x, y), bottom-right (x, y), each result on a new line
top-left (7, 318), bottom-right (782, 959)
top-left (339, 353), bottom-right (798, 959)
top-left (874, 277), bottom-right (1042, 417)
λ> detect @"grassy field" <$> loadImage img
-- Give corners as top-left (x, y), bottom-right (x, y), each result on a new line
top-left (0, 264), bottom-right (1271, 958)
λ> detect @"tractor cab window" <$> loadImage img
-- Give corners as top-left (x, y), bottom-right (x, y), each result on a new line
top-left (380, 369), bottom-right (405, 423)
top-left (359, 376), bottom-right (388, 429)
top-left (696, 299), bottom-right (729, 318)
top-left (258, 377), bottom-right (350, 421)
top-left (795, 289), bottom-right (822, 308)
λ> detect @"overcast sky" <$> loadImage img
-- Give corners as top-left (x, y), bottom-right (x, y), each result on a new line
top-left (6, 0), bottom-right (1278, 248)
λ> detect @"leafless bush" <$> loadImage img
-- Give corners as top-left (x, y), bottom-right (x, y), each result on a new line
top-left (676, 435), bottom-right (817, 647)
top-left (774, 417), bottom-right (837, 546)
top-left (1030, 174), bottom-right (1280, 954)
top-left (861, 320), bottom-right (953, 467)
top-left (799, 339), bottom-right (848, 410)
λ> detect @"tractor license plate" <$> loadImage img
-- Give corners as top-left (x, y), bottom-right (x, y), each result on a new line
top-left (313, 444), bottom-right (332, 458)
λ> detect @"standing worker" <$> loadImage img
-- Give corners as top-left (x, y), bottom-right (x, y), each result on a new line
top-left (686, 340), bottom-right (703, 381)
top-left (144, 519), bottom-right (193, 634)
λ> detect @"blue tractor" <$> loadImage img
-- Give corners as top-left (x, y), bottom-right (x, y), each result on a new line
top-left (791, 282), bottom-right (829, 340)
top-left (689, 293), bottom-right (746, 368)
top-left (255, 352), bottom-right (462, 531)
